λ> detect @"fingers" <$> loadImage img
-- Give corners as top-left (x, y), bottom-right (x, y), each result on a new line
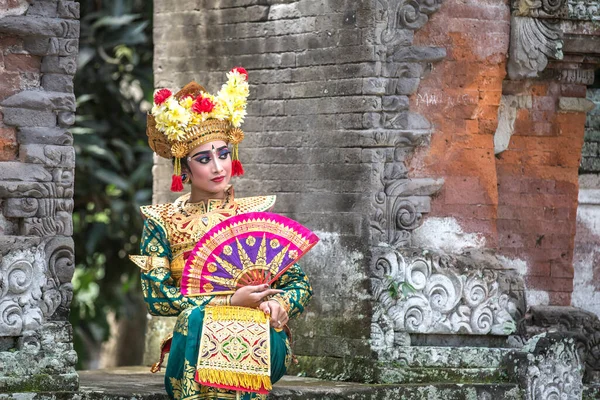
top-left (268, 301), bottom-right (289, 328)
top-left (256, 289), bottom-right (284, 301)
top-left (258, 302), bottom-right (271, 315)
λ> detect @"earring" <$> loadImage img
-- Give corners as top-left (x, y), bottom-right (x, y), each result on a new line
top-left (181, 173), bottom-right (190, 184)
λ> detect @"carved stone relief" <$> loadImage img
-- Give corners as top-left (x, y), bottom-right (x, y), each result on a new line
top-left (370, 248), bottom-right (525, 357)
top-left (508, 16), bottom-right (563, 80)
top-left (508, 0), bottom-right (600, 81)
top-left (568, 0), bottom-right (600, 20)
top-left (0, 237), bottom-right (74, 337)
top-left (0, 0), bottom-right (79, 391)
top-left (517, 306), bottom-right (600, 383)
top-left (368, 0), bottom-right (446, 249)
top-left (505, 333), bottom-right (585, 400)
top-left (378, 0), bottom-right (444, 47)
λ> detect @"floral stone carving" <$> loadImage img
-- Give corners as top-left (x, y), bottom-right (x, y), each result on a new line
top-left (504, 332), bottom-right (585, 400)
top-left (370, 248), bottom-right (525, 356)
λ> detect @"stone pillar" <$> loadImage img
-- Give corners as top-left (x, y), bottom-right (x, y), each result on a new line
top-left (497, 0), bottom-right (600, 307)
top-left (0, 0), bottom-right (79, 392)
top-left (572, 88), bottom-right (600, 319)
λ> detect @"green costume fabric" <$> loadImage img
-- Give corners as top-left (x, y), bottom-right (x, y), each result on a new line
top-left (139, 217), bottom-right (312, 400)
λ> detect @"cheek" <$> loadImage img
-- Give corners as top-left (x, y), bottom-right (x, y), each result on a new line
top-left (189, 163), bottom-right (210, 178)
top-left (223, 157), bottom-right (233, 174)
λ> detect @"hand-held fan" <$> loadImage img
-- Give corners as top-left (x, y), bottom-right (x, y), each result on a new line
top-left (181, 212), bottom-right (319, 297)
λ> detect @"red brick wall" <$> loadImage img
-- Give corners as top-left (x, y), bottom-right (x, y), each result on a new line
top-left (408, 0), bottom-right (511, 246)
top-left (497, 81), bottom-right (588, 305)
top-left (0, 36), bottom-right (31, 161)
top-left (404, 0), bottom-right (588, 306)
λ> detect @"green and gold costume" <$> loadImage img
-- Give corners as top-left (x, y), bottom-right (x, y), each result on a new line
top-left (134, 188), bottom-right (313, 399)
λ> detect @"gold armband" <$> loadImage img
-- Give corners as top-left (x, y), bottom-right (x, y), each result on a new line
top-left (129, 255), bottom-right (170, 271)
top-left (209, 295), bottom-right (232, 306)
top-left (270, 295), bottom-right (291, 313)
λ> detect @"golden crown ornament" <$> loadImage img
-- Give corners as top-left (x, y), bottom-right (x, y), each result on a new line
top-left (147, 67), bottom-right (250, 192)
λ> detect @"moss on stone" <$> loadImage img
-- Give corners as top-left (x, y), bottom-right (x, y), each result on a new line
top-left (0, 373), bottom-right (78, 393)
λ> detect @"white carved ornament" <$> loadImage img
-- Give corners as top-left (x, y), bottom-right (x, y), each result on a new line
top-left (370, 250), bottom-right (521, 354)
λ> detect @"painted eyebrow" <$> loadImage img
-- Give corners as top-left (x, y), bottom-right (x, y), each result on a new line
top-left (189, 146), bottom-right (228, 159)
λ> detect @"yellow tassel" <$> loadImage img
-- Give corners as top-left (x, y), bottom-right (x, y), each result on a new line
top-left (205, 305), bottom-right (269, 324)
top-left (196, 368), bottom-right (272, 392)
top-left (174, 157), bottom-right (181, 176)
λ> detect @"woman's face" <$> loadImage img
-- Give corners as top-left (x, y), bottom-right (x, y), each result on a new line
top-left (185, 140), bottom-right (232, 197)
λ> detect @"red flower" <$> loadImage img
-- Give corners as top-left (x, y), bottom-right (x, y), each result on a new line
top-left (231, 66), bottom-right (248, 81)
top-left (192, 96), bottom-right (215, 114)
top-left (154, 88), bottom-right (172, 105)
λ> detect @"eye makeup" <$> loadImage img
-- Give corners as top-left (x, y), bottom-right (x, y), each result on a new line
top-left (188, 146), bottom-right (230, 164)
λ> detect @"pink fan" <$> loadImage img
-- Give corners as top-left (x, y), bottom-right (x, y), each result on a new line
top-left (181, 212), bottom-right (319, 297)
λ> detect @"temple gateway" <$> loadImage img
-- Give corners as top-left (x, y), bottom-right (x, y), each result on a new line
top-left (1, 0), bottom-right (600, 399)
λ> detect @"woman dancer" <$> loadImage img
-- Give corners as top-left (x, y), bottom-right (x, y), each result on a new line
top-left (130, 68), bottom-right (312, 400)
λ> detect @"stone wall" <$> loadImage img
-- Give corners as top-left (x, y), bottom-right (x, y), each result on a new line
top-left (408, 0), bottom-right (510, 250)
top-left (581, 88), bottom-right (600, 174)
top-left (0, 0), bottom-right (79, 392)
top-left (572, 88), bottom-right (600, 318)
top-left (151, 0), bottom-right (599, 386)
top-left (495, 81), bottom-right (592, 306)
top-left (151, 0), bottom-right (450, 367)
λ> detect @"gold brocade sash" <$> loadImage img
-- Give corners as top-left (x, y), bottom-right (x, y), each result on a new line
top-left (196, 306), bottom-right (272, 394)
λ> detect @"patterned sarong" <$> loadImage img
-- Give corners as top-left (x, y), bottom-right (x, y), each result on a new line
top-left (196, 306), bottom-right (271, 394)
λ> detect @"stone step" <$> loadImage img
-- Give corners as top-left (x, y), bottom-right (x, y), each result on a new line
top-left (2, 368), bottom-right (598, 400)
top-left (75, 367), bottom-right (521, 400)
top-left (292, 346), bottom-right (513, 384)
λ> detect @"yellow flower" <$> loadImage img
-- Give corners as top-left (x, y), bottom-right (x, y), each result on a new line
top-left (180, 96), bottom-right (194, 109)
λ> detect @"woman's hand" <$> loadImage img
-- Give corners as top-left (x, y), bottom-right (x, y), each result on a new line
top-left (230, 284), bottom-right (283, 308)
top-left (259, 300), bottom-right (289, 329)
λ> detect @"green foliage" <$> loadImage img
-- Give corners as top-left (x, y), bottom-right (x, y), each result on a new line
top-left (71, 0), bottom-right (153, 368)
top-left (385, 275), bottom-right (415, 300)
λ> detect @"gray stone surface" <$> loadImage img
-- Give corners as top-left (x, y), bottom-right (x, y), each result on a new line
top-left (504, 333), bottom-right (586, 400)
top-left (0, 0), bottom-right (79, 393)
top-left (72, 367), bottom-right (524, 400)
top-left (149, 0), bottom-right (450, 375)
top-left (370, 248), bottom-right (524, 359)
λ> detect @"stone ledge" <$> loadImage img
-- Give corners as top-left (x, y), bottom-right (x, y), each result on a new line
top-left (0, 367), bottom-right (596, 399)
top-left (76, 367), bottom-right (521, 400)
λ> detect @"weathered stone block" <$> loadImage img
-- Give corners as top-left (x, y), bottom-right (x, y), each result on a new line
top-left (504, 333), bottom-right (585, 399)
top-left (362, 77), bottom-right (388, 95)
top-left (22, 211), bottom-right (73, 236)
top-left (2, 90), bottom-right (75, 112)
top-left (0, 181), bottom-right (70, 199)
top-left (41, 56), bottom-right (77, 75)
top-left (26, 2), bottom-right (58, 18)
top-left (19, 144), bottom-right (75, 167)
top-left (57, 111), bottom-right (75, 127)
top-left (559, 97), bottom-right (596, 112)
top-left (17, 127), bottom-right (73, 145)
top-left (0, 17), bottom-right (79, 38)
top-left (41, 73), bottom-right (74, 93)
top-left (2, 107), bottom-right (57, 127)
top-left (0, 162), bottom-right (52, 182)
top-left (24, 37), bottom-right (78, 57)
top-left (3, 198), bottom-right (38, 218)
top-left (57, 1), bottom-right (80, 19)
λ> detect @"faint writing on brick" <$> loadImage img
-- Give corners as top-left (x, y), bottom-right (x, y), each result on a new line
top-left (415, 93), bottom-right (477, 107)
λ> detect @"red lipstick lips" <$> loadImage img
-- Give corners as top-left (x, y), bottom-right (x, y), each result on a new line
top-left (211, 176), bottom-right (225, 183)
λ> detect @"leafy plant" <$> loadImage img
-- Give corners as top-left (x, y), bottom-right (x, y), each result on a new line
top-left (385, 275), bottom-right (416, 300)
top-left (70, 0), bottom-right (153, 369)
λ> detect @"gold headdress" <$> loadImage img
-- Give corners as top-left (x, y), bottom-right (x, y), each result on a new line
top-left (147, 67), bottom-right (249, 191)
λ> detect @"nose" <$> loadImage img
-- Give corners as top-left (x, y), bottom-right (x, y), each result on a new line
top-left (211, 155), bottom-right (224, 173)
